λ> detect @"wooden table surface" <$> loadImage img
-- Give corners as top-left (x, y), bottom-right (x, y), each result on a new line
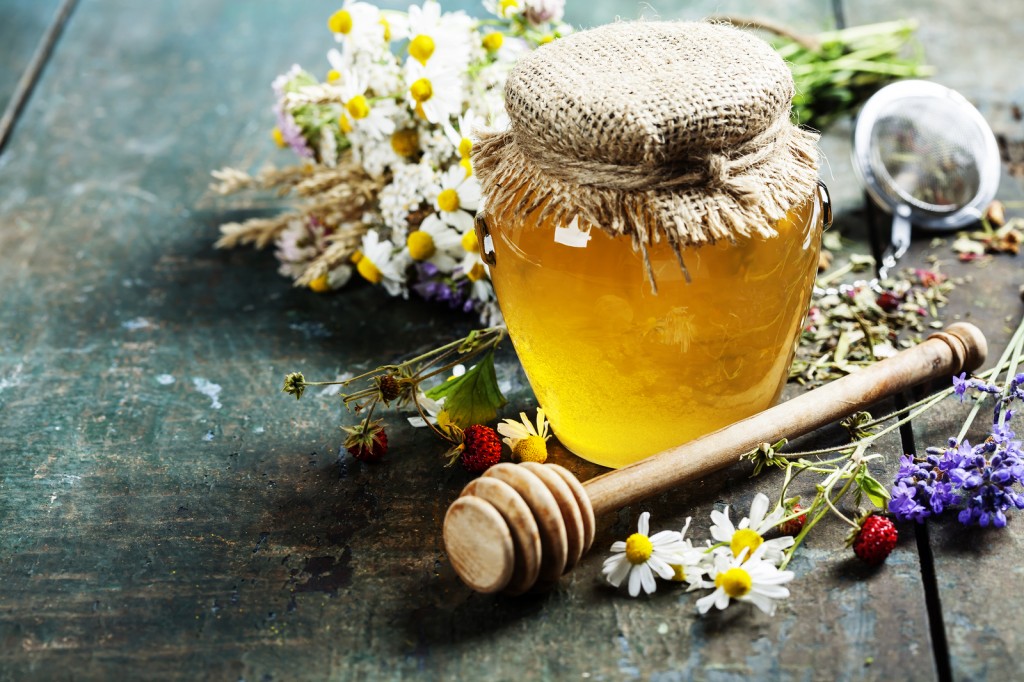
top-left (1, 0), bottom-right (1023, 680)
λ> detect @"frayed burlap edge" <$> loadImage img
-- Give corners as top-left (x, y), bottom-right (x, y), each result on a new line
top-left (472, 125), bottom-right (821, 290)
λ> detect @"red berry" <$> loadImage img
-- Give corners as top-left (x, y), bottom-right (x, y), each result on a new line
top-left (460, 424), bottom-right (502, 473)
top-left (777, 504), bottom-right (807, 536)
top-left (852, 514), bottom-right (898, 565)
top-left (343, 421), bottom-right (388, 463)
top-left (876, 291), bottom-right (902, 313)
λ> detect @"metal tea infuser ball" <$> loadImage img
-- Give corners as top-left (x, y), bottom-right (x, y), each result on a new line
top-left (852, 80), bottom-right (1001, 278)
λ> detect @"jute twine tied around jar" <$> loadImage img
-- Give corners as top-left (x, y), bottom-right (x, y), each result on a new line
top-left (472, 20), bottom-right (821, 290)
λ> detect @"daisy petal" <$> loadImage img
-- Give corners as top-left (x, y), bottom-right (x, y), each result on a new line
top-left (647, 556), bottom-right (675, 580)
top-left (607, 557), bottom-right (632, 587)
top-left (745, 591), bottom-right (777, 616)
top-left (696, 590), bottom-right (718, 614)
top-left (639, 565), bottom-right (657, 595)
top-left (638, 512), bottom-right (650, 536)
top-left (627, 567), bottom-right (642, 597)
top-left (748, 493), bottom-right (769, 528)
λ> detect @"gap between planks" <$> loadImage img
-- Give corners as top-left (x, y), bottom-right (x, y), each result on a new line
top-left (0, 0), bottom-right (79, 156)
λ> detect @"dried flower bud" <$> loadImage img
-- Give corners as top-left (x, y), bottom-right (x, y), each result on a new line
top-left (375, 373), bottom-right (402, 403)
top-left (986, 200), bottom-right (1006, 227)
top-left (283, 372), bottom-right (306, 400)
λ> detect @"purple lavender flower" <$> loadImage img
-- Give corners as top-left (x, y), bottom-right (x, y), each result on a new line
top-left (894, 373), bottom-right (1024, 528)
top-left (890, 449), bottom-right (961, 523)
top-left (952, 372), bottom-right (970, 402)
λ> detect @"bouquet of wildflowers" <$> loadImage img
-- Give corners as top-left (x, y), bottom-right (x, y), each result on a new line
top-left (211, 0), bottom-right (571, 324)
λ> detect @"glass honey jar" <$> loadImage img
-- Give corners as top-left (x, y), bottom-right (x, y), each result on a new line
top-left (473, 21), bottom-right (828, 468)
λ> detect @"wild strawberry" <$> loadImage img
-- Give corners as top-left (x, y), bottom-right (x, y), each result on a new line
top-left (777, 503), bottom-right (807, 536)
top-left (342, 420), bottom-right (388, 463)
top-left (459, 424), bottom-right (502, 473)
top-left (850, 514), bottom-right (898, 565)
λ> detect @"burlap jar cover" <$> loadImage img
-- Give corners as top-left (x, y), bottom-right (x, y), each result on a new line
top-left (472, 20), bottom-right (821, 288)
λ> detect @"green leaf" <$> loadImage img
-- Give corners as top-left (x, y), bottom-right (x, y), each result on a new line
top-left (425, 351), bottom-right (507, 428)
top-left (855, 468), bottom-right (891, 509)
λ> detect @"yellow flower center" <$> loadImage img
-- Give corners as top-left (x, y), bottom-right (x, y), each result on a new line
top-left (379, 16), bottom-right (392, 41)
top-left (466, 262), bottom-right (487, 282)
top-left (350, 249), bottom-right (363, 264)
top-left (482, 32), bottom-right (504, 52)
top-left (624, 533), bottom-right (653, 565)
top-left (326, 69), bottom-right (341, 83)
top-left (390, 129), bottom-right (419, 157)
top-left (730, 528), bottom-right (764, 561)
top-left (437, 188), bottom-right (460, 213)
top-left (410, 78), bottom-right (433, 104)
top-left (512, 435), bottom-right (547, 463)
top-left (339, 114), bottom-right (353, 134)
top-left (461, 229), bottom-right (479, 253)
top-left (346, 95), bottom-right (370, 120)
top-left (458, 137), bottom-right (473, 159)
top-left (460, 156), bottom-right (473, 177)
top-left (271, 126), bottom-right (286, 148)
top-left (409, 34), bottom-right (436, 66)
top-left (406, 230), bottom-right (436, 261)
top-left (356, 257), bottom-right (382, 284)
top-left (327, 9), bottom-right (353, 35)
top-left (308, 274), bottom-right (331, 293)
top-left (498, 0), bottom-right (518, 16)
top-left (715, 567), bottom-right (753, 598)
top-left (671, 564), bottom-right (687, 582)
top-left (539, 33), bottom-right (554, 45)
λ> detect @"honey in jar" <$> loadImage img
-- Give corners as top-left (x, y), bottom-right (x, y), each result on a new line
top-left (473, 21), bottom-right (827, 468)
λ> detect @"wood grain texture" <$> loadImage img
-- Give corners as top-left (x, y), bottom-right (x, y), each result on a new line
top-left (0, 0), bottom-right (973, 679)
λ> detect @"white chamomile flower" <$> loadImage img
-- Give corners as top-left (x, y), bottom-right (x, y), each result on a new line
top-left (497, 408), bottom-right (551, 463)
top-left (484, 0), bottom-right (522, 19)
top-left (433, 165), bottom-right (481, 232)
top-left (709, 493), bottom-right (794, 566)
top-left (695, 545), bottom-right (794, 616)
top-left (329, 58), bottom-right (396, 140)
top-left (602, 512), bottom-right (690, 597)
top-left (406, 60), bottom-right (464, 125)
top-left (406, 214), bottom-right (463, 272)
top-left (379, 9), bottom-right (409, 43)
top-left (667, 518), bottom-right (714, 590)
top-left (308, 265), bottom-right (354, 293)
top-left (355, 229), bottom-right (407, 297)
top-left (406, 0), bottom-right (472, 69)
top-left (327, 2), bottom-right (385, 55)
top-left (444, 110), bottom-right (486, 175)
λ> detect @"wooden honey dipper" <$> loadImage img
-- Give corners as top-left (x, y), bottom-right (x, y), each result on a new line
top-left (444, 322), bottom-right (987, 595)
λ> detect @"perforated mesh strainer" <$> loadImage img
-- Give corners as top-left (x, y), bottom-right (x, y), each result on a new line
top-left (853, 80), bottom-right (1000, 277)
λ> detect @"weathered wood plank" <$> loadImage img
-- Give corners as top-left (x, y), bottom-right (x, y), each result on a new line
top-left (0, 0), bottom-right (943, 679)
top-left (892, 170), bottom-right (1024, 681)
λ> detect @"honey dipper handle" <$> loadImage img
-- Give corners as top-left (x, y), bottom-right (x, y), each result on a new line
top-left (582, 322), bottom-right (988, 517)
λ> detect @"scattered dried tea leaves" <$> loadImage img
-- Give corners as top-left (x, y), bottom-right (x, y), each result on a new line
top-left (791, 266), bottom-right (959, 386)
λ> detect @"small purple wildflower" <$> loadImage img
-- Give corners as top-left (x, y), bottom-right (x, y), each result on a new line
top-left (411, 262), bottom-right (471, 311)
top-left (274, 105), bottom-right (314, 159)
